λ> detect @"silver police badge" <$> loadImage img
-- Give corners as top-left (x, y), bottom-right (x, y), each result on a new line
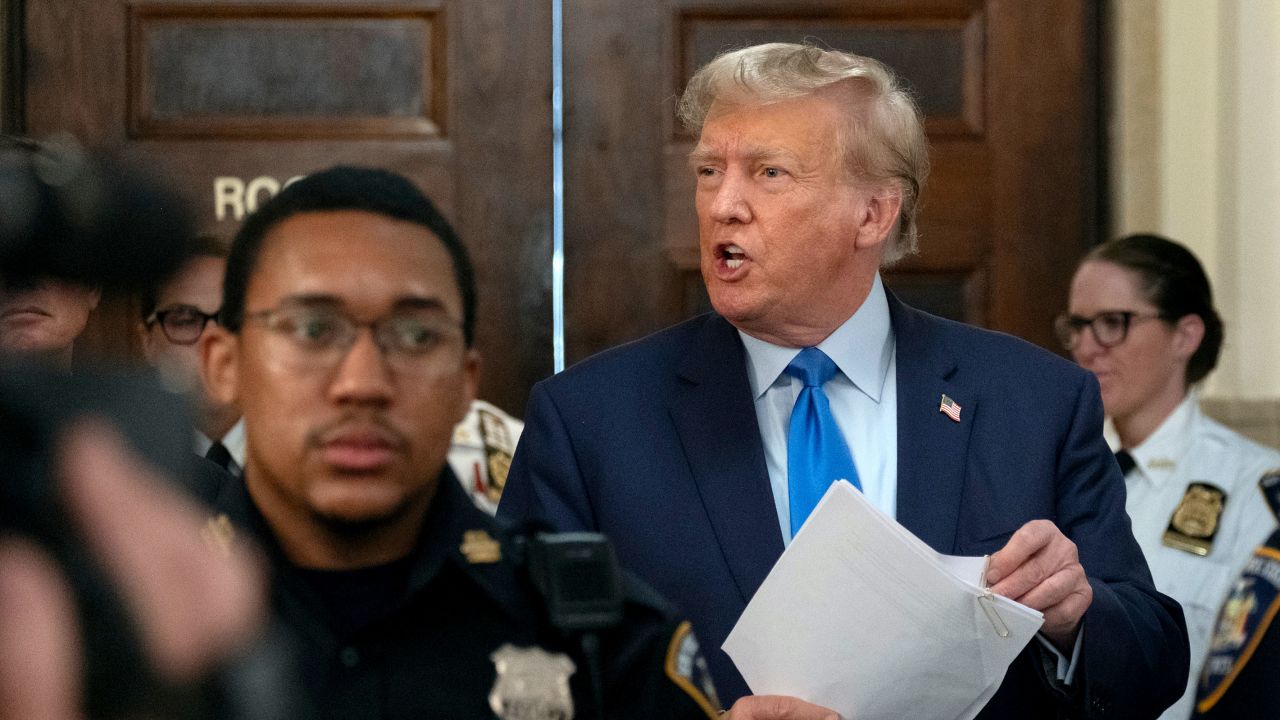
top-left (488, 643), bottom-right (576, 720)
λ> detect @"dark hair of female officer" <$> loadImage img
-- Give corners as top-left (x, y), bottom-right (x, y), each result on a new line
top-left (1082, 233), bottom-right (1223, 385)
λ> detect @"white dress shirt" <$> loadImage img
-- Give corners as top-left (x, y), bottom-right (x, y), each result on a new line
top-left (195, 417), bottom-right (246, 476)
top-left (1108, 393), bottom-right (1280, 720)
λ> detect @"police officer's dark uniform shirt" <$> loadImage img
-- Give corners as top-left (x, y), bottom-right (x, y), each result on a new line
top-left (208, 467), bottom-right (720, 720)
top-left (1194, 473), bottom-right (1280, 720)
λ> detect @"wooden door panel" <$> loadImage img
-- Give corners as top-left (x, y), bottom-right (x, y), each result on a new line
top-left (923, 140), bottom-right (993, 269)
top-left (674, 2), bottom-right (986, 138)
top-left (986, 0), bottom-right (1100, 349)
top-left (560, 1), bottom-right (683, 356)
top-left (24, 0), bottom-right (552, 414)
top-left (127, 5), bottom-right (447, 139)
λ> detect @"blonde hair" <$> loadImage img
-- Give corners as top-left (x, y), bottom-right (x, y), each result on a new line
top-left (678, 43), bottom-right (930, 264)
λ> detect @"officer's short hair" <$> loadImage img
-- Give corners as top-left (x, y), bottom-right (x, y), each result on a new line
top-left (222, 166), bottom-right (477, 346)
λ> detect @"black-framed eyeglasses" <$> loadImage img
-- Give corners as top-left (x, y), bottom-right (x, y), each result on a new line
top-left (243, 303), bottom-right (465, 374)
top-left (146, 304), bottom-right (221, 345)
top-left (1053, 310), bottom-right (1166, 351)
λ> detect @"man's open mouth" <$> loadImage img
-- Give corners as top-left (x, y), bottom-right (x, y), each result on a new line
top-left (718, 243), bottom-right (748, 270)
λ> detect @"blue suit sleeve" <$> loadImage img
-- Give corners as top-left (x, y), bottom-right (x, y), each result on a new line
top-left (497, 380), bottom-right (597, 532)
top-left (1058, 372), bottom-right (1190, 718)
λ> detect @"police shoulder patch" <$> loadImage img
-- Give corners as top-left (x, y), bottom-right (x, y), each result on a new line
top-left (1197, 545), bottom-right (1280, 713)
top-left (664, 621), bottom-right (722, 719)
top-left (1259, 469), bottom-right (1280, 522)
top-left (478, 408), bottom-right (516, 502)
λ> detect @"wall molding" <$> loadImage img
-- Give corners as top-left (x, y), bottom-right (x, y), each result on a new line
top-left (1202, 397), bottom-right (1280, 451)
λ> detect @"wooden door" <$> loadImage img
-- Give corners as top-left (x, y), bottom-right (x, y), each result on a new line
top-left (561, 0), bottom-right (1102, 361)
top-left (21, 0), bottom-right (552, 413)
top-left (16, 0), bottom-right (1101, 412)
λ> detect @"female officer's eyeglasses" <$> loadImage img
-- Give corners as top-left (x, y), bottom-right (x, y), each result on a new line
top-left (1053, 310), bottom-right (1166, 351)
top-left (145, 305), bottom-right (221, 345)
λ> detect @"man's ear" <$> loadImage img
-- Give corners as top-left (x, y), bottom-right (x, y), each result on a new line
top-left (854, 185), bottom-right (904, 252)
top-left (1173, 314), bottom-right (1206, 362)
top-left (200, 326), bottom-right (239, 406)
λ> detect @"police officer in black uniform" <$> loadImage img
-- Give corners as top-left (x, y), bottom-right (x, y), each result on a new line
top-left (197, 166), bottom-right (720, 720)
top-left (1193, 470), bottom-right (1280, 719)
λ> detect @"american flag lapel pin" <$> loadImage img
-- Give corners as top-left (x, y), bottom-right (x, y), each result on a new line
top-left (939, 394), bottom-right (962, 422)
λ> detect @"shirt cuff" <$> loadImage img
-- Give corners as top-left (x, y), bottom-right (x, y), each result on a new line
top-left (1035, 627), bottom-right (1083, 686)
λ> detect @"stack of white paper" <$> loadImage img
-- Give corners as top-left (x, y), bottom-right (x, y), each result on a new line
top-left (723, 480), bottom-right (1044, 720)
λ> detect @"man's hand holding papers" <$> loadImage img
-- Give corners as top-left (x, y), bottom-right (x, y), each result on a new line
top-left (723, 481), bottom-right (1046, 720)
top-left (725, 695), bottom-right (841, 720)
top-left (984, 519), bottom-right (1093, 652)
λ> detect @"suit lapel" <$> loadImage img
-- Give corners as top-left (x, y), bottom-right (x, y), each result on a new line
top-left (890, 295), bottom-right (975, 553)
top-left (669, 315), bottom-right (784, 604)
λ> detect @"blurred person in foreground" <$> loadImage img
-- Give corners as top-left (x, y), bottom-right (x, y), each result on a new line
top-left (0, 422), bottom-right (267, 720)
top-left (499, 42), bottom-right (1188, 719)
top-left (0, 274), bottom-right (99, 370)
top-left (1060, 233), bottom-right (1280, 719)
top-left (0, 136), bottom-right (119, 371)
top-left (0, 135), bottom-right (273, 720)
top-left (198, 165), bottom-right (723, 719)
top-left (140, 235), bottom-right (245, 475)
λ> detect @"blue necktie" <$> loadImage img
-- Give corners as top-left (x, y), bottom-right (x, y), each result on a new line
top-left (785, 347), bottom-right (860, 536)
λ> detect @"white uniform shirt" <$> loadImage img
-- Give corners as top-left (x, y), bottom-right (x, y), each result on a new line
top-left (1109, 393), bottom-right (1280, 720)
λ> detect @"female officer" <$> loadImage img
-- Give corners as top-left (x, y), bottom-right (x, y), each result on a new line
top-left (1058, 233), bottom-right (1280, 720)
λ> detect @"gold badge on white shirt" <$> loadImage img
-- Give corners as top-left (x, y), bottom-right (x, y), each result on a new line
top-left (1163, 482), bottom-right (1228, 556)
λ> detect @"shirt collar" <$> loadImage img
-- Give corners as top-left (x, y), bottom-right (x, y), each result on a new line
top-left (194, 429), bottom-right (213, 456)
top-left (194, 417), bottom-right (247, 468)
top-left (222, 418), bottom-right (247, 467)
top-left (739, 273), bottom-right (894, 402)
top-left (1127, 392), bottom-right (1199, 487)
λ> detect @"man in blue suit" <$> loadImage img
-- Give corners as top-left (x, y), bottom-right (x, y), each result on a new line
top-left (499, 43), bottom-right (1187, 719)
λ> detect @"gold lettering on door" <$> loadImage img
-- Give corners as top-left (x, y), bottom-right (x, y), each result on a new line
top-left (214, 176), bottom-right (307, 222)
